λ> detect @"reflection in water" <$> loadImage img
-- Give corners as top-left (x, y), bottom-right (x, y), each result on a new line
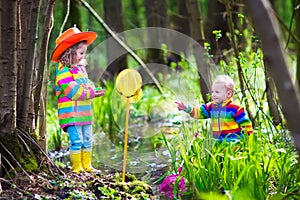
top-left (92, 119), bottom-right (180, 198)
top-left (93, 120), bottom-right (175, 175)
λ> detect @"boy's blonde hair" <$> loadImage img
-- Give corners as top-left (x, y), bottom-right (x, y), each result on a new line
top-left (213, 75), bottom-right (235, 94)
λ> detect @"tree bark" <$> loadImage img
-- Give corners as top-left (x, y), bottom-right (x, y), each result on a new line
top-left (79, 0), bottom-right (163, 93)
top-left (0, 0), bottom-right (18, 137)
top-left (245, 0), bottom-right (300, 153)
top-left (296, 2), bottom-right (300, 89)
top-left (34, 0), bottom-right (56, 150)
top-left (205, 0), bottom-right (231, 62)
top-left (0, 0), bottom-right (23, 175)
top-left (167, 0), bottom-right (190, 70)
top-left (0, 153), bottom-right (2, 193)
top-left (17, 0), bottom-right (40, 131)
top-left (127, 0), bottom-right (141, 28)
top-left (185, 0), bottom-right (211, 103)
top-left (264, 62), bottom-right (282, 125)
top-left (0, 0), bottom-right (46, 176)
top-left (144, 0), bottom-right (167, 64)
top-left (104, 0), bottom-right (127, 80)
top-left (68, 0), bottom-right (82, 29)
top-left (224, 0), bottom-right (254, 125)
top-left (173, 0), bottom-right (190, 36)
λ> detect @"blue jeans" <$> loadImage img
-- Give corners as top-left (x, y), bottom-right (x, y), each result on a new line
top-left (67, 125), bottom-right (93, 151)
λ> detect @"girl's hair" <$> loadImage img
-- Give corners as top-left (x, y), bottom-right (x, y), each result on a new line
top-left (213, 75), bottom-right (235, 93)
top-left (59, 41), bottom-right (87, 66)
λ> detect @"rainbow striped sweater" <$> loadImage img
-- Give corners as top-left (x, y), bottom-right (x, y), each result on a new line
top-left (187, 98), bottom-right (253, 141)
top-left (55, 63), bottom-right (96, 131)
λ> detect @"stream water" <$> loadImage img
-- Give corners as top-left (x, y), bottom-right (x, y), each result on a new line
top-left (48, 112), bottom-right (183, 199)
top-left (91, 118), bottom-right (181, 199)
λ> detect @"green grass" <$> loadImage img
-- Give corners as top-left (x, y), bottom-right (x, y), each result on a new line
top-left (46, 22), bottom-right (300, 199)
top-left (46, 103), bottom-right (69, 151)
top-left (157, 120), bottom-right (300, 199)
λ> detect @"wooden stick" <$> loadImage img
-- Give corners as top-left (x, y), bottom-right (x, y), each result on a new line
top-left (122, 98), bottom-right (130, 182)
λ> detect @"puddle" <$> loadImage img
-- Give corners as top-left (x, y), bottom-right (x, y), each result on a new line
top-left (49, 117), bottom-right (182, 199)
top-left (92, 119), bottom-right (181, 198)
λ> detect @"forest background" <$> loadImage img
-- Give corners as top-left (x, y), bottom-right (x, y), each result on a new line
top-left (0, 0), bottom-right (300, 198)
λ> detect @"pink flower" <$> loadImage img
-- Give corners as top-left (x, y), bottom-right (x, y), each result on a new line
top-left (159, 173), bottom-right (186, 198)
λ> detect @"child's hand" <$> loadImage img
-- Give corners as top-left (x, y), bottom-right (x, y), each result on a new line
top-left (79, 59), bottom-right (87, 67)
top-left (175, 101), bottom-right (187, 111)
top-left (95, 89), bottom-right (105, 97)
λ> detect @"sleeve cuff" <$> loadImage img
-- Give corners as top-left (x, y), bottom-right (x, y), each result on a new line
top-left (185, 105), bottom-right (192, 114)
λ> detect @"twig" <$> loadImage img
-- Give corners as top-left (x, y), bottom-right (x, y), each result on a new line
top-left (0, 177), bottom-right (35, 198)
top-left (283, 0), bottom-right (300, 49)
top-left (17, 128), bottom-right (66, 176)
top-left (78, 0), bottom-right (163, 94)
top-left (0, 142), bottom-right (34, 182)
top-left (17, 133), bottom-right (30, 152)
top-left (224, 0), bottom-right (254, 124)
top-left (279, 15), bottom-right (300, 47)
top-left (1, 155), bottom-right (17, 177)
top-left (35, 0), bottom-right (56, 151)
top-left (59, 0), bottom-right (70, 35)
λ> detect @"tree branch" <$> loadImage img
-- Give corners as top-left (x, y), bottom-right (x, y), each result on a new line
top-left (245, 0), bottom-right (300, 152)
top-left (78, 0), bottom-right (163, 94)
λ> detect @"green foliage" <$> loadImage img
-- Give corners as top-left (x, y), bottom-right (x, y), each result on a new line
top-left (93, 80), bottom-right (120, 134)
top-left (212, 30), bottom-right (222, 41)
top-left (123, 0), bottom-right (146, 29)
top-left (92, 173), bottom-right (154, 199)
top-left (21, 153), bottom-right (39, 173)
top-left (273, 0), bottom-right (294, 35)
top-left (158, 120), bottom-right (300, 199)
top-left (46, 103), bottom-right (69, 151)
top-left (92, 76), bottom-right (179, 132)
top-left (136, 85), bottom-right (166, 120)
top-left (97, 186), bottom-right (119, 199)
top-left (45, 3), bottom-right (300, 199)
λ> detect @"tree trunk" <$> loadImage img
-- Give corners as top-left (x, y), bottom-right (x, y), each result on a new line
top-left (104, 0), bottom-right (127, 80)
top-left (0, 0), bottom-right (22, 174)
top-left (167, 0), bottom-right (190, 70)
top-left (265, 65), bottom-right (282, 125)
top-left (34, 0), bottom-right (56, 150)
top-left (0, 0), bottom-right (18, 138)
top-left (205, 0), bottom-right (231, 62)
top-left (245, 0), bottom-right (300, 154)
top-left (0, 0), bottom-right (42, 176)
top-left (0, 153), bottom-right (2, 194)
top-left (173, 0), bottom-right (190, 36)
top-left (296, 2), bottom-right (300, 89)
top-left (166, 0), bottom-right (190, 71)
top-left (224, 0), bottom-right (254, 125)
top-left (17, 0), bottom-right (40, 132)
top-left (127, 0), bottom-right (142, 28)
top-left (185, 0), bottom-right (211, 103)
top-left (68, 0), bottom-right (82, 29)
top-left (144, 0), bottom-right (167, 64)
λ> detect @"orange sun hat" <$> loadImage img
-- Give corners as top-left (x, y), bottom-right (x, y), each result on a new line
top-left (51, 26), bottom-right (97, 62)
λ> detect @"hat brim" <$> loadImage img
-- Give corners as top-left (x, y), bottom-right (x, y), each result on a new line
top-left (51, 32), bottom-right (97, 62)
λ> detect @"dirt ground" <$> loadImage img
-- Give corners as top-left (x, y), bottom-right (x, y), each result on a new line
top-left (0, 165), bottom-right (159, 199)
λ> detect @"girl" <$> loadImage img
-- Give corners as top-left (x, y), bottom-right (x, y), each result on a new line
top-left (51, 26), bottom-right (105, 173)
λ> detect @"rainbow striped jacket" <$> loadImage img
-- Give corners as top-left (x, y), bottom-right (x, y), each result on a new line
top-left (55, 63), bottom-right (96, 131)
top-left (188, 98), bottom-right (253, 141)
